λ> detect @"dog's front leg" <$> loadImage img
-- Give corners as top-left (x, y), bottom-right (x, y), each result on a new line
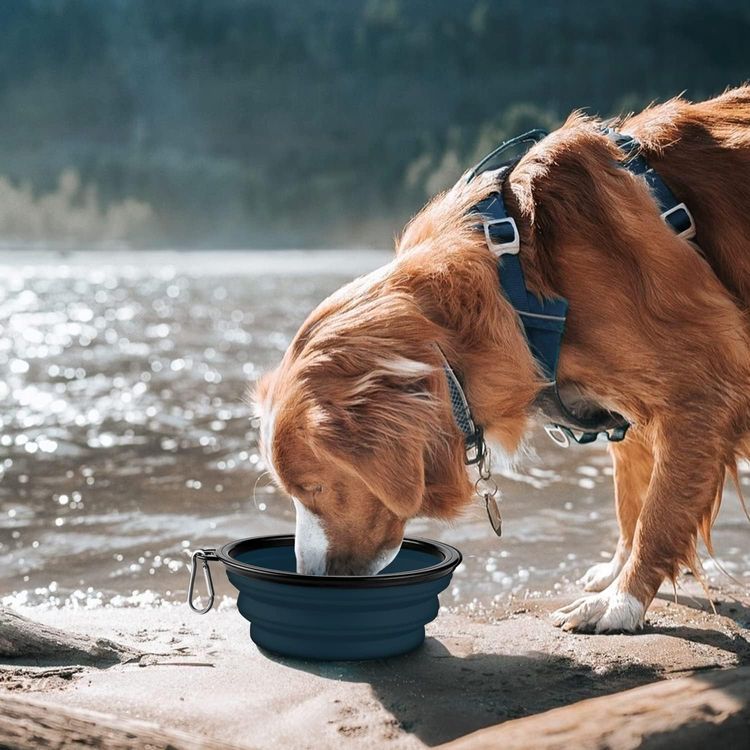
top-left (578, 431), bottom-right (653, 592)
top-left (553, 424), bottom-right (724, 633)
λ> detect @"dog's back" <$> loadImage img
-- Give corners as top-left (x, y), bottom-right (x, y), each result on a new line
top-left (625, 86), bottom-right (750, 307)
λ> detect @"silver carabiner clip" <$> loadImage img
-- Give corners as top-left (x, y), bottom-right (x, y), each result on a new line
top-left (187, 548), bottom-right (218, 614)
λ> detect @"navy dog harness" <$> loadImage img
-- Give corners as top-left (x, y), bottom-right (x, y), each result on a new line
top-left (446, 128), bottom-right (696, 459)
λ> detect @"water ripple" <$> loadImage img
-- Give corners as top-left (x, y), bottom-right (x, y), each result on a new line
top-left (1, 251), bottom-right (747, 608)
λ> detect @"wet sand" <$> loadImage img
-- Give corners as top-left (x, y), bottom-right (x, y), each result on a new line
top-left (3, 581), bottom-right (748, 749)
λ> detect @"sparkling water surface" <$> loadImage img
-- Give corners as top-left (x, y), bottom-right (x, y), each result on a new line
top-left (1, 250), bottom-right (748, 611)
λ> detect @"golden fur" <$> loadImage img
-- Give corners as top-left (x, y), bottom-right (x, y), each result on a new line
top-left (256, 86), bottom-right (750, 629)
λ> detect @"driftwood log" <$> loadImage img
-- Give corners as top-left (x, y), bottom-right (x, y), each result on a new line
top-left (0, 693), bottom-right (245, 750)
top-left (439, 666), bottom-right (750, 750)
top-left (0, 606), bottom-right (139, 665)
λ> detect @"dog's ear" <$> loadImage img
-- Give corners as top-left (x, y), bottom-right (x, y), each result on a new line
top-left (351, 424), bottom-right (426, 519)
top-left (312, 356), bottom-right (437, 519)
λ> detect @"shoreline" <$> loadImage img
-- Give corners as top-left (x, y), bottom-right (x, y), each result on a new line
top-left (3, 582), bottom-right (748, 749)
top-left (0, 247), bottom-right (393, 276)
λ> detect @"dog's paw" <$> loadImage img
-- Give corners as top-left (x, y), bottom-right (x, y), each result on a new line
top-left (551, 587), bottom-right (645, 633)
top-left (577, 559), bottom-right (621, 592)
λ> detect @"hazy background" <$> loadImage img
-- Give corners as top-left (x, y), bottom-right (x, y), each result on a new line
top-left (1, 0), bottom-right (749, 250)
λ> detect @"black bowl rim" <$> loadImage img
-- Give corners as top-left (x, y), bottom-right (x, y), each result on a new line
top-left (217, 535), bottom-right (462, 588)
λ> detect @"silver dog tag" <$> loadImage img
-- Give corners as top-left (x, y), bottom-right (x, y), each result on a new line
top-left (484, 492), bottom-right (502, 537)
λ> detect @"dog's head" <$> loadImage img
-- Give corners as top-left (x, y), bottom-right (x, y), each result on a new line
top-left (253, 274), bottom-right (478, 575)
top-left (254, 174), bottom-right (540, 575)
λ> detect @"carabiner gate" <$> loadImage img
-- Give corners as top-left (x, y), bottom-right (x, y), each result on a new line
top-left (187, 548), bottom-right (218, 614)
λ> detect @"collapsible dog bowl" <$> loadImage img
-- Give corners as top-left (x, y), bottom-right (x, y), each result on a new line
top-left (187, 535), bottom-right (461, 660)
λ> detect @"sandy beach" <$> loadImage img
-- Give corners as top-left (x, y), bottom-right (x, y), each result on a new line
top-left (2, 581), bottom-right (748, 749)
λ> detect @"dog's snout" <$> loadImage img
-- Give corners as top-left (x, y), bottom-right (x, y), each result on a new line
top-left (326, 545), bottom-right (401, 577)
top-left (325, 557), bottom-right (373, 576)
top-left (293, 498), bottom-right (329, 575)
top-left (295, 553), bottom-right (374, 576)
top-left (292, 497), bottom-right (403, 577)
top-left (296, 559), bottom-right (326, 576)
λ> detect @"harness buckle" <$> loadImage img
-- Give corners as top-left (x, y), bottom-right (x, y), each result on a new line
top-left (483, 217), bottom-right (520, 256)
top-left (661, 202), bottom-right (696, 240)
top-left (544, 422), bottom-right (630, 448)
top-left (464, 427), bottom-right (486, 466)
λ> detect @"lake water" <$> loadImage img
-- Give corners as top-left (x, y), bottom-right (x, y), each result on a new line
top-left (1, 250), bottom-right (748, 611)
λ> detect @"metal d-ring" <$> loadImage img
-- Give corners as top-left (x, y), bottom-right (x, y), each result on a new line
top-left (188, 548), bottom-right (218, 614)
top-left (544, 423), bottom-right (571, 448)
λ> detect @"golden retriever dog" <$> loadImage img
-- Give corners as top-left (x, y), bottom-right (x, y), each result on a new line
top-left (255, 86), bottom-right (750, 633)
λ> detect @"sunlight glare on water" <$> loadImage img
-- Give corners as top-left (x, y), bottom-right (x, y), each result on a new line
top-left (1, 251), bottom-right (748, 610)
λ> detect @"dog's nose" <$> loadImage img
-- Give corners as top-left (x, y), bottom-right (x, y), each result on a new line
top-left (326, 557), bottom-right (364, 576)
top-left (325, 556), bottom-right (368, 576)
top-left (295, 559), bottom-right (326, 575)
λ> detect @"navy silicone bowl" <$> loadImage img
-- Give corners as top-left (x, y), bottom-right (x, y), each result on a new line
top-left (213, 535), bottom-right (461, 660)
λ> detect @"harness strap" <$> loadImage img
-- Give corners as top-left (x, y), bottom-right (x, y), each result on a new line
top-left (604, 128), bottom-right (696, 240)
top-left (472, 185), bottom-right (630, 447)
top-left (444, 126), bottom-right (697, 457)
top-left (471, 191), bottom-right (567, 381)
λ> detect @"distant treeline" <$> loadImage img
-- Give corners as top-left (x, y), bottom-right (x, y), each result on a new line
top-left (0, 0), bottom-right (748, 247)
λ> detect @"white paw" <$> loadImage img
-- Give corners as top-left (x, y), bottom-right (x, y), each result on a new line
top-left (552, 587), bottom-right (645, 633)
top-left (578, 559), bottom-right (621, 592)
